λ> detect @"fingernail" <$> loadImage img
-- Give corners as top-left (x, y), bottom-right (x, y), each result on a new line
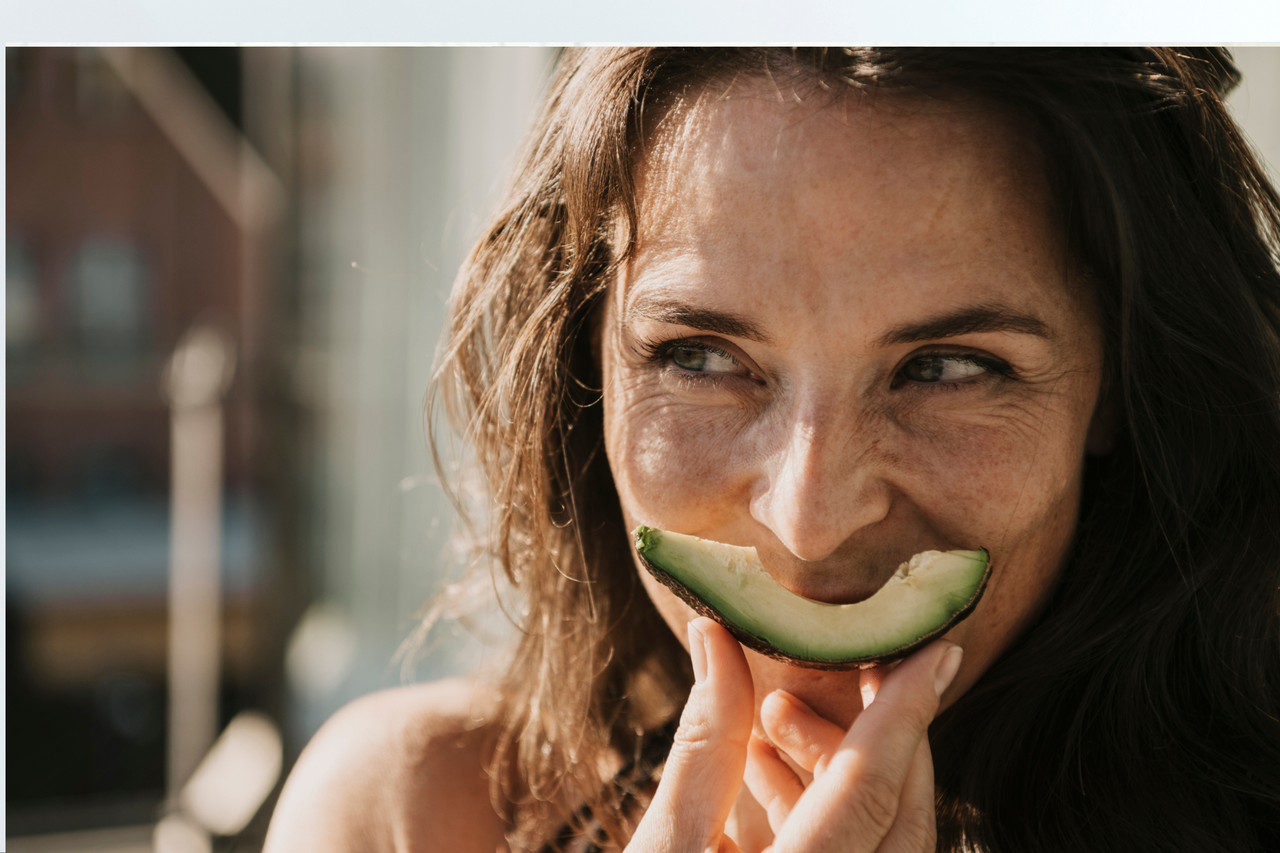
top-left (688, 621), bottom-right (708, 684)
top-left (763, 689), bottom-right (806, 722)
top-left (934, 645), bottom-right (963, 698)
top-left (768, 689), bottom-right (799, 713)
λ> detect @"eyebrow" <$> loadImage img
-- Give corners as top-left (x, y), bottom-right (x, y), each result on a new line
top-left (876, 304), bottom-right (1053, 346)
top-left (625, 297), bottom-right (1051, 348)
top-left (625, 297), bottom-right (773, 344)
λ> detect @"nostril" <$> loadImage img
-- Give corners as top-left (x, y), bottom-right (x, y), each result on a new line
top-left (750, 476), bottom-right (892, 564)
top-left (749, 494), bottom-right (851, 563)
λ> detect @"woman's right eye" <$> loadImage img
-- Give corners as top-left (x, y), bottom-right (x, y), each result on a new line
top-left (669, 342), bottom-right (740, 373)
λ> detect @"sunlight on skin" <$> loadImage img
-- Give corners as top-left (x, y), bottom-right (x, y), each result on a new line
top-left (598, 80), bottom-right (1109, 843)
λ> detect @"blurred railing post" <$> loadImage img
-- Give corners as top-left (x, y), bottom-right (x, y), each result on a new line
top-left (163, 324), bottom-right (237, 795)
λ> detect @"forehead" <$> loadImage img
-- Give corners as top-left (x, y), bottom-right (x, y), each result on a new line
top-left (623, 80), bottom-right (1087, 328)
top-left (641, 76), bottom-right (1044, 192)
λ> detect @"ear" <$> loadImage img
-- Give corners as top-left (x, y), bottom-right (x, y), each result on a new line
top-left (1086, 391), bottom-right (1118, 456)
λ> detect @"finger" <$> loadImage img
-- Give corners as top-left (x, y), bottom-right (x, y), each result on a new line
top-left (744, 736), bottom-right (804, 835)
top-left (759, 690), bottom-right (844, 778)
top-left (771, 641), bottom-right (961, 852)
top-left (630, 618), bottom-right (755, 852)
top-left (877, 736), bottom-right (937, 853)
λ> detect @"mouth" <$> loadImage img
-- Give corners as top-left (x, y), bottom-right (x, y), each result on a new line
top-left (726, 538), bottom-right (955, 606)
top-left (772, 572), bottom-right (895, 606)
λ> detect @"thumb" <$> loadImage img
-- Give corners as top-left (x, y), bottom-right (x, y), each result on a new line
top-left (629, 618), bottom-right (754, 852)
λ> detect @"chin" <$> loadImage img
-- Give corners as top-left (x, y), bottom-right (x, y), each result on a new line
top-left (744, 648), bottom-right (878, 732)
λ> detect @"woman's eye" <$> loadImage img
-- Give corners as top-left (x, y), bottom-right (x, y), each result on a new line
top-left (670, 343), bottom-right (740, 373)
top-left (900, 354), bottom-right (991, 384)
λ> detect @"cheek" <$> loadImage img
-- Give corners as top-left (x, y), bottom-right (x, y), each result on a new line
top-left (901, 396), bottom-right (1092, 667)
top-left (601, 345), bottom-right (760, 532)
top-left (900, 391), bottom-right (1091, 551)
top-left (604, 388), bottom-right (744, 532)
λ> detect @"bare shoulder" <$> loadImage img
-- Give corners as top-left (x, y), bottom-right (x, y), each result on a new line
top-left (264, 678), bottom-right (509, 853)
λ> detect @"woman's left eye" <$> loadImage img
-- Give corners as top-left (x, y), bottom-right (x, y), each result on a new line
top-left (639, 338), bottom-right (744, 375)
top-left (899, 354), bottom-right (1001, 385)
top-left (669, 342), bottom-right (740, 373)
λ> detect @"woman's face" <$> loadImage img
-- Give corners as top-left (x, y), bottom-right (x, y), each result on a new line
top-left (599, 82), bottom-right (1108, 729)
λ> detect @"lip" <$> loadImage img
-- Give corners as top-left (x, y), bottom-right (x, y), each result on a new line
top-left (775, 576), bottom-right (888, 606)
top-left (755, 553), bottom-right (917, 606)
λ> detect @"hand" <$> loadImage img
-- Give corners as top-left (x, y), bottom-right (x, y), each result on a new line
top-left (626, 617), bottom-right (962, 853)
top-left (744, 638), bottom-right (962, 853)
top-left (627, 617), bottom-right (756, 853)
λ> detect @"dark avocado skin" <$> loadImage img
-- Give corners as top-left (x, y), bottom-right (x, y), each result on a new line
top-left (634, 532), bottom-right (992, 671)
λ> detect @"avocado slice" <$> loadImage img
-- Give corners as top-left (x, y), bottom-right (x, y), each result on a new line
top-left (634, 526), bottom-right (990, 670)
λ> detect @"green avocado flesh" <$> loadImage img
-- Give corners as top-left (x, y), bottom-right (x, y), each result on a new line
top-left (634, 526), bottom-right (990, 671)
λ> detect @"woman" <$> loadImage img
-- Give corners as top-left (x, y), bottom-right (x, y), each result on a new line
top-left (265, 48), bottom-right (1280, 852)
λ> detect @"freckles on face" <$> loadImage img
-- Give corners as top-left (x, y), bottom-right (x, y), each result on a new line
top-left (599, 82), bottom-right (1105, 718)
top-left (878, 363), bottom-right (1100, 663)
top-left (601, 323), bottom-right (765, 535)
top-left (903, 380), bottom-right (1092, 536)
top-left (609, 393), bottom-right (728, 525)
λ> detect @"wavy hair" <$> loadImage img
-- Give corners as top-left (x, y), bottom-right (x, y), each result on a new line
top-left (429, 48), bottom-right (1280, 851)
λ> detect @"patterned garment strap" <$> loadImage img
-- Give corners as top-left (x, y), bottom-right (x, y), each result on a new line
top-left (538, 717), bottom-right (679, 853)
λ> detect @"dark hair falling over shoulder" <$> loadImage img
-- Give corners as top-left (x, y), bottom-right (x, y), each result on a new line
top-left (913, 49), bottom-right (1280, 853)
top-left (429, 48), bottom-right (1280, 851)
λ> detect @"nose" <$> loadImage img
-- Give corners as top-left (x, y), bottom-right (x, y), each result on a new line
top-left (748, 405), bottom-right (892, 562)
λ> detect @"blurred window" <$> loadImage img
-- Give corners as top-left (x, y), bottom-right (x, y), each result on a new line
top-left (7, 46), bottom-right (25, 105)
top-left (74, 47), bottom-right (131, 123)
top-left (65, 236), bottom-right (152, 380)
top-left (7, 236), bottom-right (41, 379)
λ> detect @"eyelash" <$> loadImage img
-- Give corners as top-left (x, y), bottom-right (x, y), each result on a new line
top-left (636, 337), bottom-right (1016, 390)
top-left (637, 337), bottom-right (736, 364)
top-left (897, 349), bottom-right (1017, 391)
top-left (635, 337), bottom-right (747, 386)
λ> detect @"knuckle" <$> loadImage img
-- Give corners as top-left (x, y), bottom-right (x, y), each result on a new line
top-left (668, 704), bottom-right (749, 766)
top-left (848, 770), bottom-right (902, 837)
top-left (669, 717), bottom-right (718, 759)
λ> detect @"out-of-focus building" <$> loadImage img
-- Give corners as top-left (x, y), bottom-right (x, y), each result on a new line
top-left (6, 45), bottom-right (556, 851)
top-left (6, 45), bottom-right (282, 834)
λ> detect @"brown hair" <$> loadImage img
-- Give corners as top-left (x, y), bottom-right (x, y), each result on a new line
top-left (430, 48), bottom-right (1280, 851)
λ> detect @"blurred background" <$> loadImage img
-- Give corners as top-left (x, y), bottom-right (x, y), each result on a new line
top-left (6, 46), bottom-right (555, 852)
top-left (5, 46), bottom-right (1279, 853)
